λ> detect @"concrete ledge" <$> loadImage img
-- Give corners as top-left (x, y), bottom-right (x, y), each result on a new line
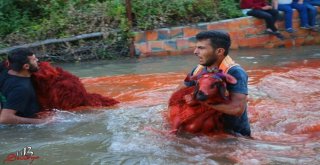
top-left (134, 7), bottom-right (320, 57)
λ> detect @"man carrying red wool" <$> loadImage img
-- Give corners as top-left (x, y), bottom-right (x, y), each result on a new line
top-left (0, 48), bottom-right (52, 124)
top-left (184, 30), bottom-right (251, 137)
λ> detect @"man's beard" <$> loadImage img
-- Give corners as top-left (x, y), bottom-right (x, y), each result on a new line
top-left (28, 63), bottom-right (39, 73)
top-left (202, 56), bottom-right (217, 67)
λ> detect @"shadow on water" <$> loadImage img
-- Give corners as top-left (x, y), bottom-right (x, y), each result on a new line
top-left (1, 45), bottom-right (320, 164)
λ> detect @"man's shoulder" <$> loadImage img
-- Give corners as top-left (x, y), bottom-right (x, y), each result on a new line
top-left (226, 65), bottom-right (248, 94)
top-left (190, 64), bottom-right (205, 76)
top-left (3, 76), bottom-right (31, 91)
top-left (227, 65), bottom-right (247, 77)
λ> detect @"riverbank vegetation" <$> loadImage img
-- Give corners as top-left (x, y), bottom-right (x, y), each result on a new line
top-left (0, 0), bottom-right (242, 62)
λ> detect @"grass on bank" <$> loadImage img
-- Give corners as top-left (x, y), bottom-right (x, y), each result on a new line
top-left (0, 0), bottom-right (243, 61)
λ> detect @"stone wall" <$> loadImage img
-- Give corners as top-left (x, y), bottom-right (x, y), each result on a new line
top-left (133, 7), bottom-right (320, 57)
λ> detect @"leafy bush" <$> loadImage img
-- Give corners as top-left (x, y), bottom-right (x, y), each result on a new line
top-left (131, 0), bottom-right (223, 30)
top-left (0, 1), bottom-right (32, 36)
top-left (0, 0), bottom-right (243, 60)
top-left (218, 0), bottom-right (244, 18)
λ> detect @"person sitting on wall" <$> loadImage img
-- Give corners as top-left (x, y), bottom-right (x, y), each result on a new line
top-left (292, 0), bottom-right (319, 31)
top-left (0, 48), bottom-right (53, 124)
top-left (305, 0), bottom-right (320, 6)
top-left (275, 0), bottom-right (310, 33)
top-left (240, 0), bottom-right (285, 40)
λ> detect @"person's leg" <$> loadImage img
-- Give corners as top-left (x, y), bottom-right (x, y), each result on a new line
top-left (266, 9), bottom-right (280, 32)
top-left (247, 9), bottom-right (284, 39)
top-left (304, 2), bottom-right (317, 27)
top-left (265, 9), bottom-right (286, 38)
top-left (278, 4), bottom-right (294, 31)
top-left (291, 2), bottom-right (309, 28)
top-left (308, 0), bottom-right (320, 6)
top-left (247, 9), bottom-right (278, 32)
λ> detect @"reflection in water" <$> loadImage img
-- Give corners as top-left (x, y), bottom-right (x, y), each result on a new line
top-left (1, 46), bottom-right (319, 164)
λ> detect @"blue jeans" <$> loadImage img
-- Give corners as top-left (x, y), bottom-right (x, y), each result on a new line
top-left (291, 2), bottom-right (309, 27)
top-left (278, 4), bottom-right (294, 29)
top-left (305, 0), bottom-right (320, 6)
top-left (304, 2), bottom-right (318, 26)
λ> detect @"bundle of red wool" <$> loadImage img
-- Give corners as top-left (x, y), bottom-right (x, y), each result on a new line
top-left (168, 71), bottom-right (237, 135)
top-left (32, 62), bottom-right (119, 111)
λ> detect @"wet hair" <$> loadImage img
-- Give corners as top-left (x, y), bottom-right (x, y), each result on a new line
top-left (195, 30), bottom-right (231, 56)
top-left (8, 48), bottom-right (34, 72)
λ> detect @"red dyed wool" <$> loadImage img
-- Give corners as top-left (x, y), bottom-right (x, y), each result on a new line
top-left (168, 72), bottom-right (236, 135)
top-left (32, 62), bottom-right (119, 111)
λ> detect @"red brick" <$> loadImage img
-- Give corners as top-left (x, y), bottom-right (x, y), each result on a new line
top-left (295, 37), bottom-right (306, 46)
top-left (295, 29), bottom-right (311, 36)
top-left (170, 27), bottom-right (183, 39)
top-left (227, 21), bottom-right (240, 32)
top-left (237, 38), bottom-right (250, 47)
top-left (207, 22), bottom-right (227, 30)
top-left (152, 51), bottom-right (170, 56)
top-left (148, 41), bottom-right (164, 52)
top-left (237, 18), bottom-right (251, 28)
top-left (188, 40), bottom-right (196, 48)
top-left (176, 38), bottom-right (190, 50)
top-left (163, 41), bottom-right (177, 51)
top-left (314, 35), bottom-right (320, 43)
top-left (304, 36), bottom-right (316, 45)
top-left (251, 19), bottom-right (264, 26)
top-left (132, 14), bottom-right (319, 57)
top-left (183, 27), bottom-right (201, 37)
top-left (168, 50), bottom-right (193, 56)
top-left (230, 41), bottom-right (239, 49)
top-left (229, 31), bottom-right (240, 40)
top-left (264, 42), bottom-right (274, 48)
top-left (247, 35), bottom-right (272, 48)
top-left (283, 40), bottom-right (295, 47)
top-left (135, 43), bottom-right (150, 54)
top-left (241, 27), bottom-right (260, 36)
top-left (146, 31), bottom-right (158, 41)
top-left (133, 32), bottom-right (146, 43)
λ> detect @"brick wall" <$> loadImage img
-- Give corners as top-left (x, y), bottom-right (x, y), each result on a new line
top-left (133, 7), bottom-right (320, 57)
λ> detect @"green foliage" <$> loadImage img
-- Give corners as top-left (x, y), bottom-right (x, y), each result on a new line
top-left (0, 0), bottom-right (243, 60)
top-left (0, 1), bottom-right (31, 36)
top-left (132, 0), bottom-right (224, 30)
top-left (1, 0), bottom-right (243, 38)
top-left (218, 0), bottom-right (244, 18)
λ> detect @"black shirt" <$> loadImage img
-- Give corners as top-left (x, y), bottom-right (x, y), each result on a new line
top-left (0, 71), bottom-right (40, 118)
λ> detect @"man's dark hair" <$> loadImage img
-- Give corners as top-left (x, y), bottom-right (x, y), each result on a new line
top-left (195, 30), bottom-right (231, 56)
top-left (8, 48), bottom-right (34, 72)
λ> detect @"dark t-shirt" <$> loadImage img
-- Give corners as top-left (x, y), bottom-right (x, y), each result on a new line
top-left (222, 66), bottom-right (251, 136)
top-left (185, 65), bottom-right (251, 136)
top-left (0, 72), bottom-right (40, 118)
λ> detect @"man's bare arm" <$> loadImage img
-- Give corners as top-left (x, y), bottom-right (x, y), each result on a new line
top-left (0, 109), bottom-right (51, 124)
top-left (206, 92), bottom-right (247, 116)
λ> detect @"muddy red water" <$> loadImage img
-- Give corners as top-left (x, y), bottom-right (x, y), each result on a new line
top-left (1, 46), bottom-right (319, 164)
top-left (80, 58), bottom-right (320, 164)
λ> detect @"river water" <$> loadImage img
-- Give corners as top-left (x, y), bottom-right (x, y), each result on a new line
top-left (0, 45), bottom-right (319, 164)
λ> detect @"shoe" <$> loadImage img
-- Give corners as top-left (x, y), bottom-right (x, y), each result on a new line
top-left (274, 32), bottom-right (285, 40)
top-left (300, 25), bottom-right (311, 30)
top-left (264, 29), bottom-right (274, 34)
top-left (285, 28), bottom-right (295, 33)
top-left (310, 27), bottom-right (320, 32)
